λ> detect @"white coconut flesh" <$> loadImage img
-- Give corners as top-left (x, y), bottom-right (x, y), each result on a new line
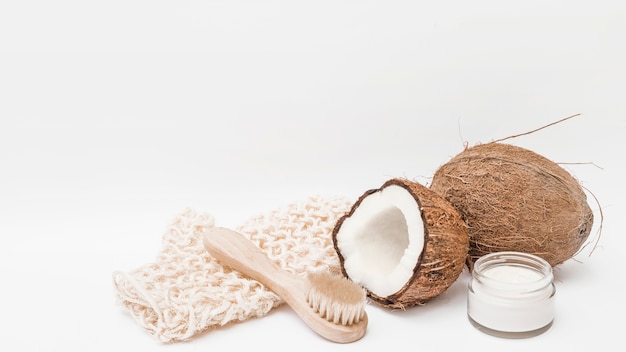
top-left (336, 185), bottom-right (425, 298)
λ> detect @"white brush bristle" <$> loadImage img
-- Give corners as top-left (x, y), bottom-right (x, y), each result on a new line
top-left (306, 271), bottom-right (367, 325)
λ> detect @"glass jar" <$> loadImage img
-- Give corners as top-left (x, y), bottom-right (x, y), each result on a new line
top-left (467, 251), bottom-right (556, 338)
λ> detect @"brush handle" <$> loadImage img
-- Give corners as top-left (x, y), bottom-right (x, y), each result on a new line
top-left (203, 227), bottom-right (367, 343)
top-left (204, 227), bottom-right (304, 300)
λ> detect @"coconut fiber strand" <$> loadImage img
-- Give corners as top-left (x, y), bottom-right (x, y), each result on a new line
top-left (112, 196), bottom-right (352, 342)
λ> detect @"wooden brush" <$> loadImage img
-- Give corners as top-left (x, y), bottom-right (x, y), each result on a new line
top-left (203, 226), bottom-right (368, 343)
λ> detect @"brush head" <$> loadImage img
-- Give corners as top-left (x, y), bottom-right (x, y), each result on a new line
top-left (306, 271), bottom-right (367, 326)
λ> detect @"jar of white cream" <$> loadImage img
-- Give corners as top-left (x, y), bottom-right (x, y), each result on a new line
top-left (467, 252), bottom-right (555, 338)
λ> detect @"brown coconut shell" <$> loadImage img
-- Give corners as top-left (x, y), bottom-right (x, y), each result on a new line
top-left (430, 142), bottom-right (594, 267)
top-left (332, 178), bottom-right (468, 309)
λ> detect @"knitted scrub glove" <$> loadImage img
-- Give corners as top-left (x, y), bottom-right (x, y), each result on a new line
top-left (112, 195), bottom-right (352, 342)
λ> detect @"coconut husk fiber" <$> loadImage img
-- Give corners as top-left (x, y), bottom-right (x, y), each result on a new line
top-left (430, 142), bottom-right (594, 267)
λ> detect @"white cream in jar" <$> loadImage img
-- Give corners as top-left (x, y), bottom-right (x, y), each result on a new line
top-left (467, 252), bottom-right (555, 338)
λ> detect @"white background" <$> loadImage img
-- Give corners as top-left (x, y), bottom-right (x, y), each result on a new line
top-left (1, 1), bottom-right (625, 351)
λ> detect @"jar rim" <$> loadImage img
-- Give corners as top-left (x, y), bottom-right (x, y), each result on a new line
top-left (473, 252), bottom-right (553, 292)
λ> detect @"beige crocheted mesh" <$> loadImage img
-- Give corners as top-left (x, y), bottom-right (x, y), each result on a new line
top-left (112, 195), bottom-right (352, 342)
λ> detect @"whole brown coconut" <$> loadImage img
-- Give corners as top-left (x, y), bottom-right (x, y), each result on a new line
top-left (332, 178), bottom-right (468, 309)
top-left (430, 142), bottom-right (594, 267)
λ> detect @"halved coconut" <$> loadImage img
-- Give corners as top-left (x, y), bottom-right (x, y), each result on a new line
top-left (332, 178), bottom-right (468, 309)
